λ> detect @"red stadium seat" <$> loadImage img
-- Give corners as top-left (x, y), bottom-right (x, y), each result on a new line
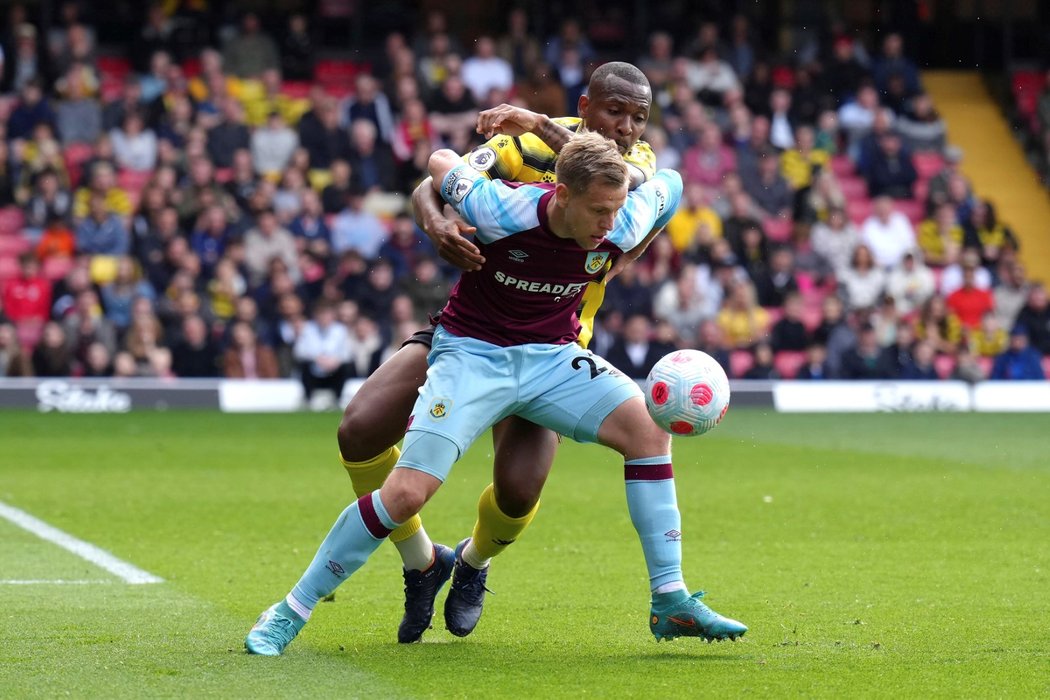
top-left (763, 217), bottom-right (792, 243)
top-left (64, 142), bottom-right (96, 188)
top-left (913, 178), bottom-right (929, 203)
top-left (15, 318), bottom-right (44, 351)
top-left (182, 58), bottom-right (202, 78)
top-left (730, 349), bottom-right (755, 379)
top-left (1011, 70), bottom-right (1045, 121)
top-left (0, 254), bottom-right (19, 281)
top-left (913, 152), bottom-right (945, 180)
top-left (97, 56), bottom-right (131, 81)
top-left (934, 354), bottom-right (956, 379)
top-left (800, 304), bottom-right (825, 332)
top-left (118, 169), bottom-right (152, 191)
top-left (0, 207), bottom-right (25, 235)
top-left (42, 256), bottom-right (74, 281)
top-left (846, 198), bottom-right (873, 225)
top-left (773, 350), bottom-right (807, 379)
top-left (281, 81), bottom-right (312, 99)
top-left (0, 236), bottom-right (30, 256)
top-left (838, 176), bottom-right (868, 200)
top-left (897, 198), bottom-right (925, 223)
top-left (830, 155), bottom-right (855, 177)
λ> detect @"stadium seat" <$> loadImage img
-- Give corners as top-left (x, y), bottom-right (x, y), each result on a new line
top-left (15, 318), bottom-right (44, 351)
top-left (934, 354), bottom-right (956, 379)
top-left (42, 256), bottom-right (74, 281)
top-left (0, 254), bottom-right (19, 281)
top-left (913, 152), bottom-right (945, 180)
top-left (117, 169), bottom-right (152, 191)
top-left (800, 303), bottom-right (825, 331)
top-left (830, 155), bottom-right (855, 177)
top-left (763, 217), bottom-right (792, 243)
top-left (838, 176), bottom-right (868, 200)
top-left (64, 142), bottom-right (96, 188)
top-left (846, 198), bottom-right (873, 225)
top-left (1042, 355), bottom-right (1050, 378)
top-left (0, 207), bottom-right (25, 235)
top-left (1011, 70), bottom-right (1044, 122)
top-left (729, 349), bottom-right (755, 378)
top-left (97, 55), bottom-right (131, 81)
top-left (0, 236), bottom-right (30, 256)
top-left (181, 57), bottom-right (202, 78)
top-left (281, 81), bottom-right (312, 99)
top-left (897, 198), bottom-right (925, 223)
top-left (913, 178), bottom-right (929, 203)
top-left (773, 350), bottom-right (807, 379)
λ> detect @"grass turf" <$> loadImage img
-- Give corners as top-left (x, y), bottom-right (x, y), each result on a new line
top-left (0, 410), bottom-right (1048, 698)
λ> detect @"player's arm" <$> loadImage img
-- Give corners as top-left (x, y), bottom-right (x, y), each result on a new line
top-left (477, 104), bottom-right (574, 154)
top-left (411, 176), bottom-right (484, 271)
top-left (604, 225), bottom-right (664, 283)
top-left (607, 169), bottom-right (683, 253)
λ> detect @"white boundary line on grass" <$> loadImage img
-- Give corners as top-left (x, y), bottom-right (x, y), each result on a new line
top-left (0, 579), bottom-right (112, 585)
top-left (0, 500), bottom-right (163, 585)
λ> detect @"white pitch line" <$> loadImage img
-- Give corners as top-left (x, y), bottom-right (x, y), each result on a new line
top-left (0, 500), bottom-right (163, 585)
top-left (1, 579), bottom-right (111, 585)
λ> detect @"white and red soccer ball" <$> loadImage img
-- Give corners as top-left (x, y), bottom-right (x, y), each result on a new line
top-left (644, 350), bottom-right (730, 437)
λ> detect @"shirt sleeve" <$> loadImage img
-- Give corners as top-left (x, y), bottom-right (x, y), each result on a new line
top-left (438, 164), bottom-right (541, 243)
top-left (624, 140), bottom-right (657, 183)
top-left (606, 169), bottom-right (683, 251)
top-left (461, 134), bottom-right (525, 182)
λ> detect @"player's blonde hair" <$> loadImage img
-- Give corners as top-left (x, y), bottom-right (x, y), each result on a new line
top-left (555, 131), bottom-right (629, 194)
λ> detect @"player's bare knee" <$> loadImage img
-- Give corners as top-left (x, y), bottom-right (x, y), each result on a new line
top-left (336, 402), bottom-right (375, 462)
top-left (494, 483), bottom-right (540, 519)
top-left (379, 468), bottom-right (441, 522)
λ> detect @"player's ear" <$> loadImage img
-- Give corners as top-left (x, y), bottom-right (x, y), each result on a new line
top-left (554, 182), bottom-right (571, 206)
top-left (577, 93), bottom-right (589, 121)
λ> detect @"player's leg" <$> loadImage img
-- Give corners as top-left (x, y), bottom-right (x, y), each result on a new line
top-left (246, 452), bottom-right (449, 655)
top-left (337, 338), bottom-right (440, 571)
top-left (597, 398), bottom-right (747, 642)
top-left (446, 417), bottom-right (557, 637)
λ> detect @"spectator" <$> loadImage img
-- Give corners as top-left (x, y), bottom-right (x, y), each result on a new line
top-left (770, 292), bottom-right (811, 352)
top-left (0, 322), bottom-right (32, 376)
top-left (399, 256), bottom-right (449, 322)
top-left (76, 193), bottom-right (130, 256)
top-left (171, 314), bottom-right (219, 377)
top-left (73, 162), bottom-right (132, 220)
top-left (813, 295), bottom-right (855, 377)
top-left (838, 84), bottom-right (880, 160)
top-left (885, 250), bottom-right (936, 316)
top-left (1014, 283), bottom-right (1050, 355)
top-left (796, 343), bottom-right (830, 380)
top-left (752, 246), bottom-right (799, 307)
top-left (970, 313), bottom-right (1008, 359)
top-left (866, 133), bottom-right (917, 199)
top-left (840, 323), bottom-right (895, 379)
top-left (294, 300), bottom-right (351, 405)
top-left (207, 99), bottom-right (251, 169)
top-left (653, 265), bottom-right (710, 343)
top-left (964, 199), bottom-right (1017, 268)
top-left (331, 192), bottom-right (387, 261)
top-left (35, 214), bottom-right (77, 261)
top-left (767, 88), bottom-right (795, 150)
top-left (2, 254), bottom-right (51, 327)
top-left (223, 320), bottom-right (279, 379)
top-left (461, 36), bottom-right (514, 103)
top-left (543, 18), bottom-right (595, 68)
top-left (872, 32), bottom-right (921, 96)
top-left (990, 326), bottom-right (1045, 380)
top-left (289, 189), bottom-right (331, 254)
top-left (811, 206), bottom-right (859, 277)
top-left (62, 288), bottom-right (118, 367)
top-left (993, 260), bottom-right (1029, 332)
top-left (55, 65), bottom-right (102, 146)
top-left (110, 111), bottom-right (158, 172)
top-left (780, 125), bottom-right (830, 191)
top-left (861, 196), bottom-right (916, 268)
top-left (926, 146), bottom-right (968, 212)
top-left (951, 345), bottom-right (986, 383)
top-left (917, 202), bottom-right (964, 267)
top-left (915, 295), bottom-right (963, 355)
top-left (280, 14), bottom-right (314, 81)
top-left (298, 97), bottom-right (348, 170)
top-left (896, 93), bottom-right (947, 153)
top-left (939, 248), bottom-right (992, 297)
top-left (244, 209), bottom-right (299, 286)
top-left (743, 341), bottom-right (778, 379)
top-left (665, 182), bottom-right (722, 257)
top-left (223, 12), bottom-right (279, 79)
top-left (823, 37), bottom-right (869, 105)
top-left (899, 340), bottom-right (938, 380)
top-left (5, 26), bottom-right (49, 97)
top-left (321, 160), bottom-right (354, 214)
top-left (345, 73), bottom-right (395, 144)
top-left (100, 256), bottom-right (154, 332)
top-left (686, 45), bottom-right (740, 106)
top-left (839, 244), bottom-right (886, 311)
top-left (244, 110), bottom-right (297, 177)
top-left (347, 119), bottom-right (399, 193)
top-left (25, 169), bottom-right (73, 230)
top-left (741, 148), bottom-right (792, 218)
top-left (31, 322), bottom-right (73, 376)
top-left (497, 7), bottom-right (542, 78)
top-left (717, 280), bottom-right (769, 350)
top-left (684, 123), bottom-right (737, 191)
top-left (604, 314), bottom-right (674, 379)
top-left (346, 315), bottom-right (385, 378)
top-left (378, 214), bottom-right (431, 280)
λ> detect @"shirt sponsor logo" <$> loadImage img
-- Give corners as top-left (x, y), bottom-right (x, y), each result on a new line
top-left (653, 181), bottom-right (669, 218)
top-left (584, 252), bottom-right (609, 274)
top-left (467, 146), bottom-right (497, 172)
top-left (493, 271), bottom-right (588, 297)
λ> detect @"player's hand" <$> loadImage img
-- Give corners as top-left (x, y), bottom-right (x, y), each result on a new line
top-left (477, 104), bottom-right (541, 139)
top-left (427, 216), bottom-right (485, 271)
top-left (603, 250), bottom-right (639, 284)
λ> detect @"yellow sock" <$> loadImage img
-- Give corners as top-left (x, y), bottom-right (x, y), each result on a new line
top-left (470, 483), bottom-right (539, 561)
top-left (341, 446), bottom-right (421, 543)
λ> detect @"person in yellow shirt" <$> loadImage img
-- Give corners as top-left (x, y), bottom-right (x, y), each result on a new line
top-left (780, 125), bottom-right (830, 190)
top-left (717, 279), bottom-right (771, 349)
top-left (72, 162), bottom-right (132, 220)
top-left (666, 181), bottom-right (722, 255)
top-left (917, 202), bottom-right (964, 266)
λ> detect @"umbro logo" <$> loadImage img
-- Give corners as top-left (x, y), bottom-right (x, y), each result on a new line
top-left (664, 529), bottom-right (682, 542)
top-left (327, 560), bottom-right (346, 576)
top-left (508, 249), bottom-right (528, 262)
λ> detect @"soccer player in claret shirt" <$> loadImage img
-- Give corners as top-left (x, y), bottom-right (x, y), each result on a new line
top-left (245, 132), bottom-right (747, 655)
top-left (332, 62), bottom-right (659, 644)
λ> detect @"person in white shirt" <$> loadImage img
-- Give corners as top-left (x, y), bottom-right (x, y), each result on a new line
top-left (110, 111), bottom-right (157, 172)
top-left (860, 195), bottom-right (916, 268)
top-left (461, 36), bottom-right (514, 103)
top-left (251, 111), bottom-right (299, 176)
top-left (811, 206), bottom-right (860, 277)
top-left (294, 300), bottom-right (352, 404)
top-left (885, 249), bottom-right (936, 315)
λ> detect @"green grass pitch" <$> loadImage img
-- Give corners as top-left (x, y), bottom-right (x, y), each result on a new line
top-left (1, 409), bottom-right (1048, 698)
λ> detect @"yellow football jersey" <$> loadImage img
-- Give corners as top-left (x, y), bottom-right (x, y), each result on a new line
top-left (462, 118), bottom-right (657, 347)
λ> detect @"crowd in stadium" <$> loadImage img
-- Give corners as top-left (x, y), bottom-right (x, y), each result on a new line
top-left (0, 3), bottom-right (1048, 394)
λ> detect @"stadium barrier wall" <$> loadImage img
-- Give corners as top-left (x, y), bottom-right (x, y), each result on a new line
top-left (0, 378), bottom-right (1047, 413)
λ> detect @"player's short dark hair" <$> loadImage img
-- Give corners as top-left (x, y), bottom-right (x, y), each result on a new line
top-left (588, 61), bottom-right (650, 95)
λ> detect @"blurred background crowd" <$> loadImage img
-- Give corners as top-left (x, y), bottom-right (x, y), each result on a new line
top-left (0, 0), bottom-right (1048, 396)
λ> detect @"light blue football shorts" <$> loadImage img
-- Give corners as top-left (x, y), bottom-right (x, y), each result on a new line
top-left (398, 325), bottom-right (641, 481)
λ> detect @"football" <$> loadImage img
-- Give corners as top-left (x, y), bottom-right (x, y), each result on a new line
top-left (644, 350), bottom-right (731, 437)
